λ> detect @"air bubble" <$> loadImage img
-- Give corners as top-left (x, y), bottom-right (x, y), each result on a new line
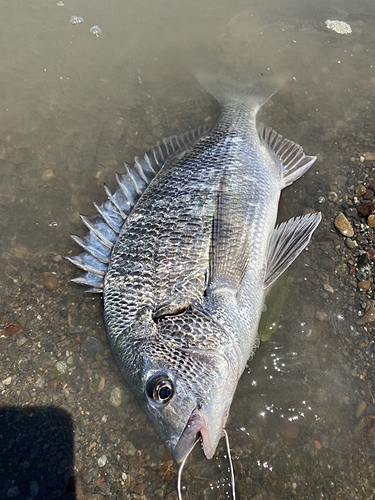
top-left (90, 25), bottom-right (102, 37)
top-left (70, 15), bottom-right (84, 25)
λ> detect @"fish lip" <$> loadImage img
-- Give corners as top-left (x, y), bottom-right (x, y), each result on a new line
top-left (173, 409), bottom-right (215, 463)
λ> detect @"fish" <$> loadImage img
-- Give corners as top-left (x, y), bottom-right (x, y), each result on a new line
top-left (67, 75), bottom-right (321, 465)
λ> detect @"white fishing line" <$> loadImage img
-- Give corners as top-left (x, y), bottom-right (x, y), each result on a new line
top-left (177, 431), bottom-right (236, 500)
top-left (223, 428), bottom-right (236, 500)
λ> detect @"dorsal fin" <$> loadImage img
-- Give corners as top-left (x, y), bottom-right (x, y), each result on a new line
top-left (67, 125), bottom-right (211, 292)
top-left (259, 124), bottom-right (317, 187)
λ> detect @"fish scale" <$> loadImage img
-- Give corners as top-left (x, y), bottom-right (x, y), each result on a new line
top-left (68, 77), bottom-right (321, 466)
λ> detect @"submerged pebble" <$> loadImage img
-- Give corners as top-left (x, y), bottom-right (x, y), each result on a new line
top-left (367, 214), bottom-right (375, 228)
top-left (358, 280), bottom-right (370, 292)
top-left (334, 213), bottom-right (354, 237)
top-left (90, 25), bottom-right (102, 37)
top-left (357, 304), bottom-right (375, 325)
top-left (354, 416), bottom-right (375, 447)
top-left (110, 387), bottom-right (122, 407)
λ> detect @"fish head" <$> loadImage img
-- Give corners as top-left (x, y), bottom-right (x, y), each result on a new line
top-left (128, 309), bottom-right (239, 463)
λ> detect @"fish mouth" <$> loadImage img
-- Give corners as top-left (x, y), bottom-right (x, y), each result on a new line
top-left (173, 409), bottom-right (217, 463)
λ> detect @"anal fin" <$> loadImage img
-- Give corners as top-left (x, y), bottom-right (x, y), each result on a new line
top-left (264, 212), bottom-right (321, 289)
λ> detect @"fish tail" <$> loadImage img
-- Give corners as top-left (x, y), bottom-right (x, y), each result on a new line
top-left (195, 71), bottom-right (287, 113)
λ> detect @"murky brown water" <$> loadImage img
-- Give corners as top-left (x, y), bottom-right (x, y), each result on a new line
top-left (1, 0), bottom-right (375, 498)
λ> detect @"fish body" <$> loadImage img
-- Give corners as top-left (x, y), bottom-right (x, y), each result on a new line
top-left (68, 78), bottom-right (321, 463)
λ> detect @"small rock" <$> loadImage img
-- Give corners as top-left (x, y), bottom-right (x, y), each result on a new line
top-left (164, 491), bottom-right (178, 500)
top-left (132, 483), bottom-right (148, 495)
top-left (323, 283), bottom-right (334, 293)
top-left (368, 214), bottom-right (375, 228)
top-left (357, 304), bottom-right (375, 325)
top-left (364, 188), bottom-right (375, 199)
top-left (110, 387), bottom-right (122, 407)
top-left (365, 247), bottom-right (375, 260)
top-left (354, 416), bottom-right (375, 446)
top-left (127, 443), bottom-right (137, 456)
top-left (7, 486), bottom-right (20, 498)
top-left (13, 246), bottom-right (28, 259)
top-left (98, 377), bottom-right (106, 392)
top-left (327, 191), bottom-right (338, 202)
top-left (334, 213), bottom-right (354, 237)
top-left (43, 274), bottom-right (59, 291)
top-left (16, 336), bottom-right (27, 346)
top-left (345, 238), bottom-right (357, 249)
top-left (358, 281), bottom-right (370, 292)
top-left (55, 361), bottom-right (67, 374)
top-left (279, 421), bottom-right (300, 439)
top-left (157, 460), bottom-right (177, 481)
top-left (355, 185), bottom-right (367, 196)
top-left (357, 203), bottom-right (375, 217)
top-left (3, 321), bottom-right (23, 337)
top-left (316, 310), bottom-right (328, 321)
top-left (364, 152), bottom-right (375, 161)
top-left (41, 169), bottom-right (54, 181)
top-left (356, 401), bottom-right (367, 418)
top-left (2, 376), bottom-right (12, 386)
top-left (98, 455), bottom-right (107, 467)
top-left (314, 440), bottom-right (322, 450)
top-left (30, 481), bottom-right (39, 497)
top-left (80, 336), bottom-right (106, 357)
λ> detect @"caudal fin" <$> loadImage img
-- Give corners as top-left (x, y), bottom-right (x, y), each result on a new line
top-left (195, 71), bottom-right (286, 114)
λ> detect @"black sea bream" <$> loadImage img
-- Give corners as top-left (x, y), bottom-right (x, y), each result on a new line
top-left (68, 78), bottom-right (321, 463)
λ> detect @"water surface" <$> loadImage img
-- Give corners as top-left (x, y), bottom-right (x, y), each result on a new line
top-left (1, 1), bottom-right (375, 498)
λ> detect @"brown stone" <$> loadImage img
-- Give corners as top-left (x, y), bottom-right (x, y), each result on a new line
top-left (357, 304), bottom-right (375, 325)
top-left (132, 482), bottom-right (148, 495)
top-left (355, 184), bottom-right (367, 196)
top-left (158, 460), bottom-right (177, 481)
top-left (42, 273), bottom-right (59, 291)
top-left (356, 401), bottom-right (367, 418)
top-left (365, 247), bottom-right (375, 260)
top-left (279, 421), bottom-right (300, 439)
top-left (3, 321), bottom-right (23, 337)
top-left (364, 152), bottom-right (375, 161)
top-left (357, 203), bottom-right (375, 217)
top-left (358, 281), bottom-right (370, 291)
top-left (364, 189), bottom-right (374, 200)
top-left (13, 246), bottom-right (28, 259)
top-left (354, 416), bottom-right (375, 446)
top-left (368, 214), bottom-right (375, 228)
top-left (334, 213), bottom-right (354, 237)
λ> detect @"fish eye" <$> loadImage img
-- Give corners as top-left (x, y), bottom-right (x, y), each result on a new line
top-left (146, 375), bottom-right (174, 404)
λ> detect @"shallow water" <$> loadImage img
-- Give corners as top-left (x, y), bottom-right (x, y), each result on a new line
top-left (1, 0), bottom-right (375, 499)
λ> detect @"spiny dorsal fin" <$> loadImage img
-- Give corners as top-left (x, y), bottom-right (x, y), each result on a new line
top-left (259, 124), bottom-right (317, 187)
top-left (264, 212), bottom-right (321, 289)
top-left (67, 124), bottom-right (211, 291)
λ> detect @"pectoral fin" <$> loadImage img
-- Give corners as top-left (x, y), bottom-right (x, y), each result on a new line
top-left (208, 175), bottom-right (251, 292)
top-left (264, 213), bottom-right (321, 289)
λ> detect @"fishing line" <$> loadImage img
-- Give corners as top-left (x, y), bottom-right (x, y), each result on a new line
top-left (177, 431), bottom-right (236, 500)
top-left (223, 428), bottom-right (236, 500)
